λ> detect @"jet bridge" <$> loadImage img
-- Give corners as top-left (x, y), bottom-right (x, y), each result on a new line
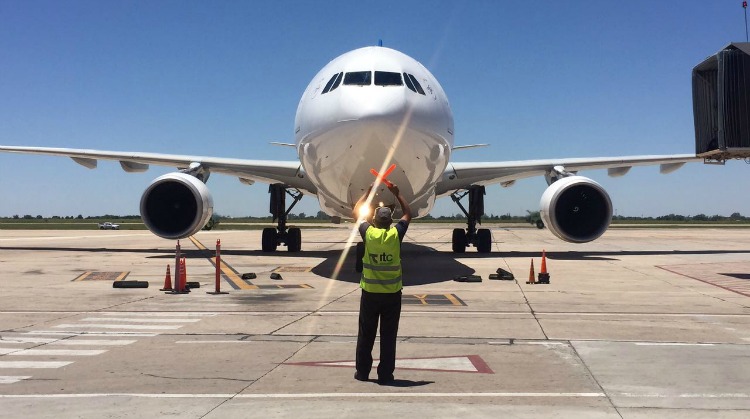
top-left (693, 42), bottom-right (750, 162)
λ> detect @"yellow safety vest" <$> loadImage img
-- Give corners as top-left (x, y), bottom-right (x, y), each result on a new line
top-left (361, 225), bottom-right (402, 293)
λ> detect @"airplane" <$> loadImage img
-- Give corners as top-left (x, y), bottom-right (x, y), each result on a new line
top-left (0, 46), bottom-right (701, 254)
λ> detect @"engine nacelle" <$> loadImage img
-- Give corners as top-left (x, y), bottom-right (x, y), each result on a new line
top-left (540, 176), bottom-right (612, 243)
top-left (140, 173), bottom-right (214, 240)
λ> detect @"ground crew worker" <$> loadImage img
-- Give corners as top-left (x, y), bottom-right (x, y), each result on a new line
top-left (352, 182), bottom-right (412, 384)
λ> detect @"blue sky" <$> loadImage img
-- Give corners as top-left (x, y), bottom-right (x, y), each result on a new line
top-left (0, 0), bottom-right (746, 218)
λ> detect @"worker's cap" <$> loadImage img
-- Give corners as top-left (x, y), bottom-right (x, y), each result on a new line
top-left (374, 207), bottom-right (393, 226)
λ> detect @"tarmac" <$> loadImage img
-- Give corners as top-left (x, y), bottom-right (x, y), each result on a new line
top-left (1, 224), bottom-right (750, 418)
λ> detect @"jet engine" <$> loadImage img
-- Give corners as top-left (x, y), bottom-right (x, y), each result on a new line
top-left (539, 176), bottom-right (612, 243)
top-left (140, 173), bottom-right (214, 240)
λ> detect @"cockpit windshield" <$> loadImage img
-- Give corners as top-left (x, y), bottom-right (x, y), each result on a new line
top-left (343, 71), bottom-right (371, 86)
top-left (374, 71), bottom-right (403, 86)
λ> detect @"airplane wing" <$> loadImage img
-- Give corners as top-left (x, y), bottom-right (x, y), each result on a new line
top-left (0, 145), bottom-right (317, 194)
top-left (435, 154), bottom-right (701, 195)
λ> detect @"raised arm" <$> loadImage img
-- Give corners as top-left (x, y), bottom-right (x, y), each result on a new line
top-left (388, 183), bottom-right (412, 223)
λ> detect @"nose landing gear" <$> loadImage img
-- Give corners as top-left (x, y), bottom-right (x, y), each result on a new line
top-left (262, 183), bottom-right (303, 252)
top-left (450, 186), bottom-right (492, 253)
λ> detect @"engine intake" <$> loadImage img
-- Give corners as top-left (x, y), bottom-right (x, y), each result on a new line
top-left (140, 173), bottom-right (214, 240)
top-left (540, 176), bottom-right (612, 243)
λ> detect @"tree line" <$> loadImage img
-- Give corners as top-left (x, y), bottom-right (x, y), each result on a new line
top-left (2, 211), bottom-right (748, 222)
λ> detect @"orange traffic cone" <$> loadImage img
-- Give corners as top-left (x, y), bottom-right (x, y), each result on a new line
top-left (179, 258), bottom-right (189, 293)
top-left (538, 250), bottom-right (550, 284)
top-left (526, 259), bottom-right (536, 284)
top-left (160, 264), bottom-right (173, 291)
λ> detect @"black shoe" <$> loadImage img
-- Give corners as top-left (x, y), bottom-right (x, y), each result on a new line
top-left (354, 372), bottom-right (368, 381)
top-left (377, 375), bottom-right (394, 385)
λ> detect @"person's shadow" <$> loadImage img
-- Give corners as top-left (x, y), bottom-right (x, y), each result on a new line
top-left (369, 379), bottom-right (434, 387)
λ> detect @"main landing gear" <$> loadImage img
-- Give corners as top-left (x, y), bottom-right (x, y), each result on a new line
top-left (450, 186), bottom-right (492, 254)
top-left (262, 183), bottom-right (303, 252)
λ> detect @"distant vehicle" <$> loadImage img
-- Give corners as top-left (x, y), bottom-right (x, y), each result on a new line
top-left (98, 222), bottom-right (120, 230)
top-left (526, 211), bottom-right (545, 229)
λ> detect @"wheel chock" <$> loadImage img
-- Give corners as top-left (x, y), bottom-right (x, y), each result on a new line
top-left (113, 280), bottom-right (149, 289)
top-left (186, 281), bottom-right (201, 289)
top-left (453, 275), bottom-right (481, 282)
top-left (241, 273), bottom-right (256, 280)
top-left (492, 268), bottom-right (515, 281)
top-left (270, 273), bottom-right (283, 280)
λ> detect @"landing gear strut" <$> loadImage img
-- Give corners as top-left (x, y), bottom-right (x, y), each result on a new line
top-left (262, 184), bottom-right (303, 252)
top-left (450, 186), bottom-right (492, 253)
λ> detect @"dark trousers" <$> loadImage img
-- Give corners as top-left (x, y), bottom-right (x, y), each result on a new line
top-left (355, 289), bottom-right (402, 379)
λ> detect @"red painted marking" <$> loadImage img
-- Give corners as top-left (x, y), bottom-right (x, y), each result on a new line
top-left (657, 265), bottom-right (750, 298)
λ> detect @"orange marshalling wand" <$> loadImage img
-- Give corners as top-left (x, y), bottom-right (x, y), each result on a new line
top-left (370, 163), bottom-right (396, 187)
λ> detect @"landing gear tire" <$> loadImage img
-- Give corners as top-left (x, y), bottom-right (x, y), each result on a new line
top-left (477, 228), bottom-right (492, 253)
top-left (287, 227), bottom-right (301, 252)
top-left (536, 220), bottom-right (545, 229)
top-left (452, 228), bottom-right (467, 253)
top-left (262, 228), bottom-right (278, 252)
top-left (355, 242), bottom-right (364, 273)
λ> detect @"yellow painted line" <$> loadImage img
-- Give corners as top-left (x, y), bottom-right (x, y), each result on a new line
top-left (114, 272), bottom-right (130, 281)
top-left (444, 294), bottom-right (463, 306)
top-left (188, 236), bottom-right (207, 250)
top-left (410, 295), bottom-right (429, 305)
top-left (73, 272), bottom-right (92, 282)
top-left (218, 258), bottom-right (257, 290)
top-left (188, 236), bottom-right (257, 290)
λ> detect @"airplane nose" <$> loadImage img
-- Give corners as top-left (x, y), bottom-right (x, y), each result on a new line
top-left (339, 88), bottom-right (408, 122)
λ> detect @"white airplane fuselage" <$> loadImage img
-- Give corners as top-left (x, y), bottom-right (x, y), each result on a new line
top-left (294, 47), bottom-right (454, 219)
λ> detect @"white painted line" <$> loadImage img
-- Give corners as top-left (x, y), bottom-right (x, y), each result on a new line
top-left (50, 339), bottom-right (136, 346)
top-left (80, 317), bottom-right (201, 323)
top-left (98, 312), bottom-right (217, 317)
top-left (27, 331), bottom-right (158, 337)
top-left (0, 376), bottom-right (31, 384)
top-left (176, 340), bottom-right (255, 344)
top-left (0, 392), bottom-right (607, 399)
top-left (0, 337), bottom-right (58, 344)
top-left (517, 341), bottom-right (568, 346)
top-left (53, 324), bottom-right (181, 330)
top-left (620, 393), bottom-right (750, 398)
top-left (0, 361), bottom-right (73, 369)
top-left (9, 349), bottom-right (107, 356)
top-left (633, 342), bottom-right (715, 347)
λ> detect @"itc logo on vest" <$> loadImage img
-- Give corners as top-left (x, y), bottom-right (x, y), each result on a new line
top-left (370, 253), bottom-right (394, 263)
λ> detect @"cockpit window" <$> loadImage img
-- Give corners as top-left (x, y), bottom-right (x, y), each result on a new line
top-left (343, 71), bottom-right (371, 86)
top-left (407, 73), bottom-right (426, 95)
top-left (403, 72), bottom-right (416, 92)
top-left (403, 73), bottom-right (426, 95)
top-left (374, 71), bottom-right (403, 86)
top-left (322, 72), bottom-right (343, 94)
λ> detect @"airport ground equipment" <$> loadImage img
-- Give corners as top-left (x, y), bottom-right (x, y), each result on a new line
top-left (694, 42), bottom-right (750, 162)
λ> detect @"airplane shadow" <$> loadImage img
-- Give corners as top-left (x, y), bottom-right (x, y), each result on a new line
top-left (2, 246), bottom-right (749, 284)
